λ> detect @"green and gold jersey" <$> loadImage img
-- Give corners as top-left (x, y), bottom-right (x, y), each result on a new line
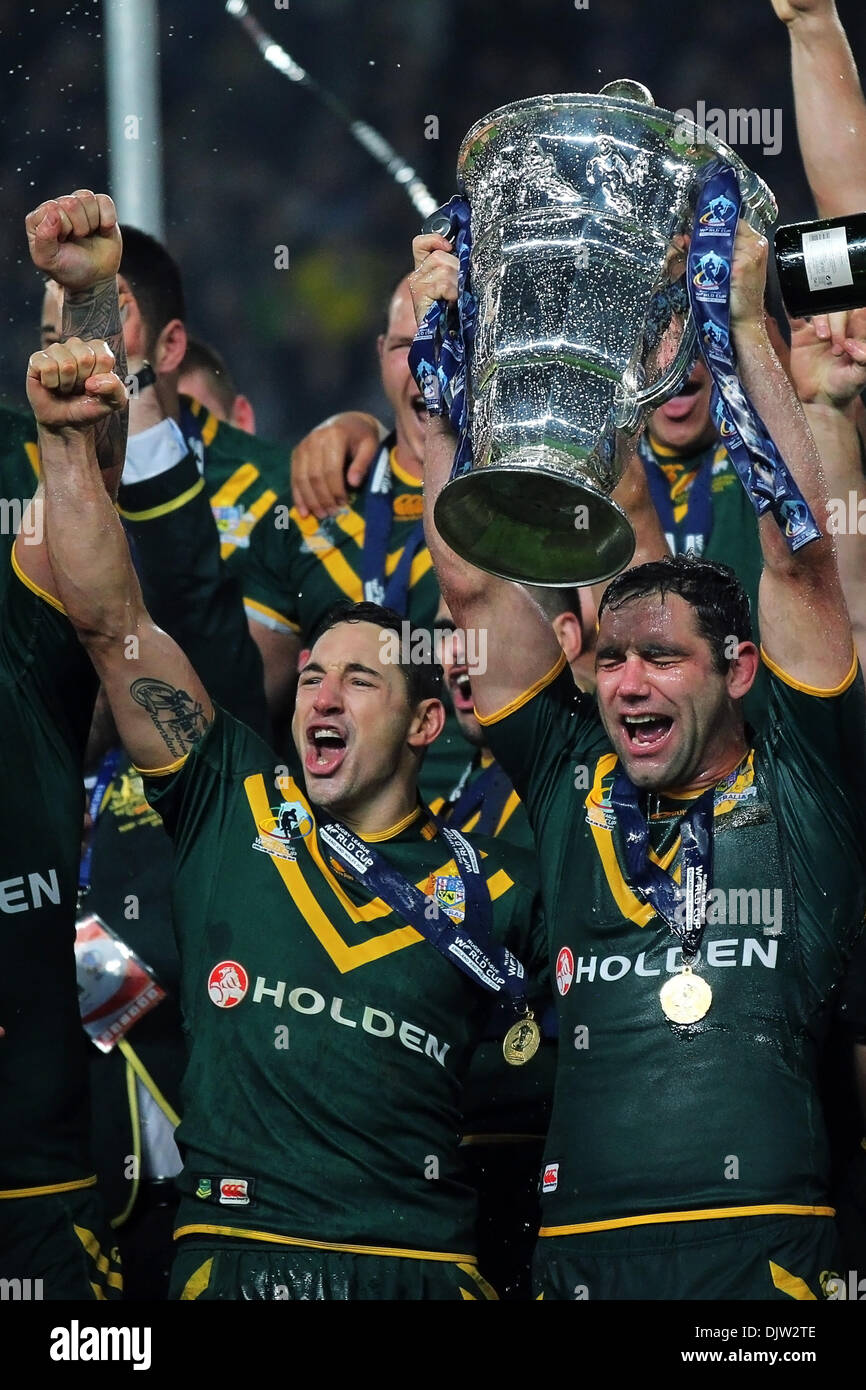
top-left (240, 435), bottom-right (466, 802)
top-left (0, 553), bottom-right (99, 1192)
top-left (430, 750), bottom-right (553, 1145)
top-left (481, 651), bottom-right (866, 1237)
top-left (429, 750), bottom-right (533, 850)
top-left (178, 397), bottom-right (288, 564)
top-left (0, 405), bottom-right (41, 583)
top-left (0, 397), bottom-right (287, 571)
top-left (141, 710), bottom-right (545, 1258)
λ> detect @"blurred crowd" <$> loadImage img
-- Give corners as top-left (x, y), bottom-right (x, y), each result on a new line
top-left (1, 0), bottom-right (864, 444)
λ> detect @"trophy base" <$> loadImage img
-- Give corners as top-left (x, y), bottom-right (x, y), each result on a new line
top-left (434, 463), bottom-right (636, 587)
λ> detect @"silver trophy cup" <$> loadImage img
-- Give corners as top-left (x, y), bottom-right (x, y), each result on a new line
top-left (433, 80), bottom-right (777, 586)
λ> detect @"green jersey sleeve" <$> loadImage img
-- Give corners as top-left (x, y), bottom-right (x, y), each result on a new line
top-left (241, 490), bottom-right (303, 636)
top-left (139, 706), bottom-right (275, 847)
top-left (760, 651), bottom-right (866, 991)
top-left (479, 654), bottom-right (610, 835)
top-left (1, 552), bottom-right (97, 752)
top-left (118, 451), bottom-right (269, 739)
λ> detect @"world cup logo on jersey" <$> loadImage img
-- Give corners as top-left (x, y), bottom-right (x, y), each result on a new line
top-left (556, 946), bottom-right (575, 996)
top-left (208, 960), bottom-right (249, 1008)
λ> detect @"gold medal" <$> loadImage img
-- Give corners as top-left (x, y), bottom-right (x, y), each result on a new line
top-left (503, 1011), bottom-right (541, 1066)
top-left (659, 966), bottom-right (712, 1024)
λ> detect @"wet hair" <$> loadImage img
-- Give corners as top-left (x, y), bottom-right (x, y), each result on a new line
top-left (597, 555), bottom-right (752, 674)
top-left (179, 336), bottom-right (237, 414)
top-left (119, 227), bottom-right (186, 348)
top-left (308, 600), bottom-right (444, 706)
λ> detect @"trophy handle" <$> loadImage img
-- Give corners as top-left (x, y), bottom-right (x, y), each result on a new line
top-left (611, 314), bottom-right (697, 433)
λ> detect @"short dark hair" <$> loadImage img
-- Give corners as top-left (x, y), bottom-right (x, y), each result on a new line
top-left (119, 226), bottom-right (185, 350)
top-left (179, 336), bottom-right (237, 414)
top-left (308, 600), bottom-right (444, 705)
top-left (597, 555), bottom-right (753, 674)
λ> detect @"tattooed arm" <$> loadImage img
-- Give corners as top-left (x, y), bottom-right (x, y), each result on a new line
top-left (25, 337), bottom-right (214, 771)
top-left (26, 190), bottom-right (128, 484)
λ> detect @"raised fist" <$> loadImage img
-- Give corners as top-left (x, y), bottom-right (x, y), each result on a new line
top-left (26, 337), bottom-right (128, 433)
top-left (409, 234), bottom-right (459, 326)
top-left (770, 0), bottom-right (837, 25)
top-left (26, 190), bottom-right (122, 292)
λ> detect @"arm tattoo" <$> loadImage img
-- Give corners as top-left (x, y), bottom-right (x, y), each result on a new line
top-left (62, 277), bottom-right (129, 473)
top-left (130, 677), bottom-right (209, 758)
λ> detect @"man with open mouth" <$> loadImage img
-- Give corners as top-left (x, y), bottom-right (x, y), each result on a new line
top-left (28, 332), bottom-right (548, 1299)
top-left (411, 217), bottom-right (866, 1299)
top-left (242, 275), bottom-right (468, 805)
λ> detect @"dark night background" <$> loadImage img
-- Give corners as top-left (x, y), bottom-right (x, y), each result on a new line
top-left (1, 0), bottom-right (865, 447)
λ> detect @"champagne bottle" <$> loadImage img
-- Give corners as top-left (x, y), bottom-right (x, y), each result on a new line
top-left (774, 212), bottom-right (866, 317)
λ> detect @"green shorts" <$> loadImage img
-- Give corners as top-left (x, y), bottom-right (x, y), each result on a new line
top-left (171, 1239), bottom-right (498, 1301)
top-left (533, 1214), bottom-right (842, 1301)
top-left (0, 1183), bottom-right (122, 1300)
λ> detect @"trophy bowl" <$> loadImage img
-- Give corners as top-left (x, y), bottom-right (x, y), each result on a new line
top-left (433, 80), bottom-right (777, 587)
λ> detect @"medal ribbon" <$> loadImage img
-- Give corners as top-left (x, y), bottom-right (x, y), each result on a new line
top-left (609, 769), bottom-right (715, 960)
top-left (316, 816), bottom-right (528, 1013)
top-left (408, 194), bottom-right (476, 481)
top-left (639, 433), bottom-right (714, 557)
top-left (446, 760), bottom-right (514, 838)
top-left (361, 440), bottom-right (426, 613)
top-left (79, 746), bottom-right (123, 897)
top-left (687, 161), bottom-right (820, 552)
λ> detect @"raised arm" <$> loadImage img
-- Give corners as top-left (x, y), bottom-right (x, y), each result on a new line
top-left (730, 222), bottom-right (854, 687)
top-left (26, 189), bottom-right (128, 477)
top-left (25, 337), bottom-right (214, 771)
top-left (411, 233), bottom-right (562, 720)
top-left (787, 306), bottom-right (866, 670)
top-left (772, 1), bottom-right (866, 217)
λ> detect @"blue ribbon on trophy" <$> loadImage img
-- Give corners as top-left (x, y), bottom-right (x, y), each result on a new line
top-left (408, 195), bottom-right (477, 480)
top-left (687, 161), bottom-right (820, 552)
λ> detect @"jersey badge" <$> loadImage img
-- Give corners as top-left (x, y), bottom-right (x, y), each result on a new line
top-left (713, 753), bottom-right (759, 818)
top-left (556, 947), bottom-right (575, 996)
top-left (211, 503), bottom-right (248, 547)
top-left (431, 875), bottom-right (466, 923)
top-left (252, 800), bottom-right (314, 862)
top-left (542, 1162), bottom-right (559, 1193)
top-left (207, 960), bottom-right (249, 1008)
top-left (219, 1178), bottom-right (251, 1206)
top-left (195, 1178), bottom-right (212, 1200)
top-left (585, 772), bottom-right (617, 830)
top-left (393, 493), bottom-right (424, 521)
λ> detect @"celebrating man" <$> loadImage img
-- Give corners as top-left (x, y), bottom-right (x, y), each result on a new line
top-left (27, 335), bottom-right (547, 1300)
top-left (411, 219), bottom-right (866, 1299)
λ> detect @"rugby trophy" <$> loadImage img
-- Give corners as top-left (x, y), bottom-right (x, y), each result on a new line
top-left (432, 80), bottom-right (777, 585)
